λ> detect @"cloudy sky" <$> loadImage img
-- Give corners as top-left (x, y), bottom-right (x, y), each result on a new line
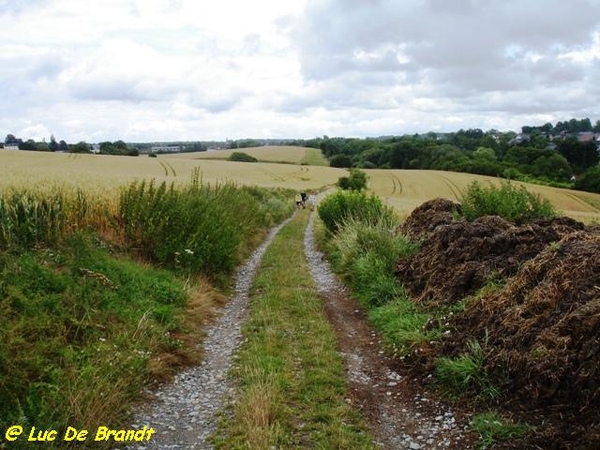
top-left (2, 0), bottom-right (600, 143)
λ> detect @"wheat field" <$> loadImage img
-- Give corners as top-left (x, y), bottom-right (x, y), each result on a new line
top-left (2, 149), bottom-right (600, 221)
top-left (169, 145), bottom-right (329, 166)
top-left (368, 169), bottom-right (600, 220)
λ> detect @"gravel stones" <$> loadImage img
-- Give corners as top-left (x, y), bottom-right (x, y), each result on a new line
top-left (127, 217), bottom-right (292, 450)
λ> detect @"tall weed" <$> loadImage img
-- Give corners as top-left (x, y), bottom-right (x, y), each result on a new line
top-left (318, 190), bottom-right (398, 233)
top-left (460, 181), bottom-right (556, 223)
top-left (119, 174), bottom-right (293, 277)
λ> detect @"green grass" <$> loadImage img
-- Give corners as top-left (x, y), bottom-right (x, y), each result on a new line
top-left (471, 412), bottom-right (529, 449)
top-left (301, 148), bottom-right (329, 166)
top-left (0, 234), bottom-right (200, 448)
top-left (215, 210), bottom-right (374, 449)
top-left (435, 340), bottom-right (500, 399)
top-left (369, 297), bottom-right (441, 356)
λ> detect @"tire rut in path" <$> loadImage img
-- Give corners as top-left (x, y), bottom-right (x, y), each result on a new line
top-left (303, 211), bottom-right (475, 450)
top-left (127, 216), bottom-right (293, 450)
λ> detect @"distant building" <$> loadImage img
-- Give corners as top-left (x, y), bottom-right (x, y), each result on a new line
top-left (576, 132), bottom-right (598, 143)
top-left (150, 145), bottom-right (181, 153)
top-left (3, 143), bottom-right (19, 150)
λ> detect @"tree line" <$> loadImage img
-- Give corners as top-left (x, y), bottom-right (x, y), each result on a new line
top-left (308, 123), bottom-right (600, 193)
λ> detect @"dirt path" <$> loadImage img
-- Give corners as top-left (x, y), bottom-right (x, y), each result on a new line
top-left (303, 211), bottom-right (476, 449)
top-left (129, 208), bottom-right (475, 449)
top-left (128, 217), bottom-right (293, 449)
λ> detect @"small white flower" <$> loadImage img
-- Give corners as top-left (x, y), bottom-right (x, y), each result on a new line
top-left (184, 248), bottom-right (194, 255)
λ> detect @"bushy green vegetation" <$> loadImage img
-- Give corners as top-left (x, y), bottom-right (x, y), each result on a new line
top-left (119, 172), bottom-right (293, 278)
top-left (575, 165), bottom-right (600, 193)
top-left (459, 181), bottom-right (557, 223)
top-left (0, 235), bottom-right (189, 442)
top-left (317, 190), bottom-right (398, 233)
top-left (0, 174), bottom-right (294, 445)
top-left (228, 151), bottom-right (258, 162)
top-left (329, 218), bottom-right (415, 306)
top-left (316, 199), bottom-right (439, 358)
top-left (337, 168), bottom-right (368, 191)
top-left (315, 118), bottom-right (600, 192)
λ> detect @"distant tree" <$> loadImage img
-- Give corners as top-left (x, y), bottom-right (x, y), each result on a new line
top-left (388, 140), bottom-right (420, 169)
top-left (71, 141), bottom-right (90, 153)
top-left (5, 134), bottom-right (19, 144)
top-left (530, 153), bottom-right (572, 182)
top-left (337, 168), bottom-right (368, 191)
top-left (574, 166), bottom-right (600, 193)
top-left (36, 141), bottom-right (50, 152)
top-left (228, 151), bottom-right (257, 162)
top-left (329, 154), bottom-right (353, 168)
top-left (19, 139), bottom-right (37, 151)
top-left (114, 140), bottom-right (128, 150)
top-left (49, 135), bottom-right (59, 152)
top-left (473, 147), bottom-right (496, 161)
top-left (58, 140), bottom-right (68, 151)
top-left (557, 137), bottom-right (599, 174)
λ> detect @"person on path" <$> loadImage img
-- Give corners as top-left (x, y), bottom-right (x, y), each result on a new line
top-left (300, 191), bottom-right (307, 208)
top-left (308, 192), bottom-right (317, 211)
top-left (295, 193), bottom-right (304, 209)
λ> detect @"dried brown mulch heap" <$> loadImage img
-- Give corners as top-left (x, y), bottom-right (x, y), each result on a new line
top-left (395, 199), bottom-right (600, 449)
top-left (396, 199), bottom-right (585, 306)
top-left (450, 232), bottom-right (600, 448)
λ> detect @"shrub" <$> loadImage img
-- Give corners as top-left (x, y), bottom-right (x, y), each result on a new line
top-left (228, 151), bottom-right (257, 162)
top-left (574, 165), bottom-right (600, 193)
top-left (329, 154), bottom-right (353, 168)
top-left (337, 168), bottom-right (368, 191)
top-left (328, 217), bottom-right (417, 307)
top-left (118, 173), bottom-right (293, 278)
top-left (459, 181), bottom-right (556, 223)
top-left (317, 190), bottom-right (398, 233)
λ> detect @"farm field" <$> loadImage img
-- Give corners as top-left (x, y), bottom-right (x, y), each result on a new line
top-left (2, 149), bottom-right (600, 221)
top-left (367, 169), bottom-right (600, 221)
top-left (0, 149), bottom-right (343, 195)
top-left (169, 145), bottom-right (329, 166)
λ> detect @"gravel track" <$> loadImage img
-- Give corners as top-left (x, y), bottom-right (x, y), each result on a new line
top-left (303, 210), bottom-right (474, 449)
top-left (127, 207), bottom-right (474, 450)
top-left (126, 217), bottom-right (292, 450)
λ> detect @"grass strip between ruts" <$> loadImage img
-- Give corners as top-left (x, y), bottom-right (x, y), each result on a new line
top-left (214, 209), bottom-right (374, 449)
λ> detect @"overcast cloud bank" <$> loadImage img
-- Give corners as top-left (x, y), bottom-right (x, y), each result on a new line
top-left (1, 0), bottom-right (600, 142)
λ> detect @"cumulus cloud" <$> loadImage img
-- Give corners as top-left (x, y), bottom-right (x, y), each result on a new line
top-left (1, 0), bottom-right (600, 141)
